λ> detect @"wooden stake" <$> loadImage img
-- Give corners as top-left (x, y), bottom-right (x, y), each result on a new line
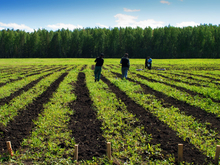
top-left (178, 144), bottom-right (183, 163)
top-left (215, 145), bottom-right (220, 165)
top-left (107, 142), bottom-right (111, 160)
top-left (6, 141), bottom-right (13, 156)
top-left (74, 144), bottom-right (78, 160)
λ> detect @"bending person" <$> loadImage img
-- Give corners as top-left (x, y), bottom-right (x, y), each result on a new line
top-left (145, 56), bottom-right (152, 70)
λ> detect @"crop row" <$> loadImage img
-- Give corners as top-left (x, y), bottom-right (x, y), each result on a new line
top-left (0, 64), bottom-right (219, 164)
top-left (85, 67), bottom-right (168, 164)
top-left (101, 68), bottom-right (219, 158)
top-left (0, 69), bottom-right (68, 126)
top-left (17, 68), bottom-right (80, 164)
top-left (0, 65), bottom-right (47, 79)
top-left (0, 65), bottom-right (78, 163)
top-left (133, 71), bottom-right (220, 115)
top-left (0, 65), bottom-right (68, 100)
top-left (0, 65), bottom-right (63, 84)
top-left (152, 71), bottom-right (220, 89)
top-left (143, 71), bottom-right (220, 101)
top-left (108, 65), bottom-right (220, 115)
top-left (109, 65), bottom-right (220, 117)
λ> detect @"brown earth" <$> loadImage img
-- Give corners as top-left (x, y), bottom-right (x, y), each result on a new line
top-left (178, 72), bottom-right (220, 81)
top-left (135, 72), bottom-right (220, 104)
top-left (0, 73), bottom-right (52, 106)
top-left (0, 65), bottom-right (218, 164)
top-left (0, 72), bottom-right (68, 158)
top-left (68, 72), bottom-right (106, 161)
top-left (154, 72), bottom-right (219, 88)
top-left (155, 71), bottom-right (220, 87)
top-left (127, 72), bottom-right (220, 133)
top-left (0, 66), bottom-right (65, 88)
top-left (101, 73), bottom-right (215, 165)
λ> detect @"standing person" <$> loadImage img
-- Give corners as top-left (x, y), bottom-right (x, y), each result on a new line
top-left (145, 56), bottom-right (152, 70)
top-left (120, 53), bottom-right (130, 79)
top-left (94, 53), bottom-right (104, 82)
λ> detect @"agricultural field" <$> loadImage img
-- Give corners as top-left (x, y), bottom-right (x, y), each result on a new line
top-left (0, 58), bottom-right (220, 165)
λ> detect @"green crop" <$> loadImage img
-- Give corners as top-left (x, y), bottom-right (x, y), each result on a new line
top-left (0, 59), bottom-right (219, 164)
top-left (103, 69), bottom-right (220, 159)
top-left (16, 69), bottom-right (79, 164)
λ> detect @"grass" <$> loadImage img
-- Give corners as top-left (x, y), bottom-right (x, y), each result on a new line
top-left (102, 68), bottom-right (220, 159)
top-left (0, 58), bottom-right (219, 164)
top-left (0, 58), bottom-right (219, 67)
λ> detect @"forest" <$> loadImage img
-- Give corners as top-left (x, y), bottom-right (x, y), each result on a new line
top-left (0, 24), bottom-right (220, 59)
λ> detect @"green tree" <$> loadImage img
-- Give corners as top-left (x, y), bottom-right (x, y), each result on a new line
top-left (177, 26), bottom-right (193, 58)
top-left (124, 27), bottom-right (135, 57)
top-left (27, 30), bottom-right (40, 58)
top-left (60, 28), bottom-right (71, 58)
top-left (49, 31), bottom-right (61, 58)
top-left (213, 25), bottom-right (220, 58)
top-left (133, 27), bottom-right (144, 58)
top-left (69, 29), bottom-right (83, 58)
top-left (107, 27), bottom-right (119, 57)
top-left (151, 27), bottom-right (164, 58)
top-left (0, 25), bottom-right (220, 59)
top-left (81, 28), bottom-right (94, 58)
top-left (143, 27), bottom-right (153, 58)
top-left (93, 28), bottom-right (106, 56)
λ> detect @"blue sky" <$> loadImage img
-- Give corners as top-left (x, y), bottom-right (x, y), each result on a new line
top-left (0, 0), bottom-right (220, 32)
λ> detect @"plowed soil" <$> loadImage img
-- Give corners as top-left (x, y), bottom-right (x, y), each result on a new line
top-left (101, 73), bottom-right (214, 165)
top-left (0, 65), bottom-right (218, 164)
top-left (0, 66), bottom-right (65, 88)
top-left (135, 72), bottom-right (220, 103)
top-left (0, 72), bottom-right (68, 156)
top-left (118, 71), bottom-right (220, 133)
top-left (68, 72), bottom-right (106, 160)
top-left (0, 73), bottom-right (52, 106)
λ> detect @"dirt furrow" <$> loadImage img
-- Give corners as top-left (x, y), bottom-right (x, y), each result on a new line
top-left (101, 74), bottom-right (214, 165)
top-left (80, 65), bottom-right (87, 71)
top-left (136, 73), bottom-right (220, 103)
top-left (0, 72), bottom-right (68, 155)
top-left (68, 72), bottom-right (106, 160)
top-left (0, 77), bottom-right (23, 88)
top-left (167, 71), bottom-right (220, 82)
top-left (0, 73), bottom-right (52, 106)
top-left (113, 71), bottom-right (220, 133)
top-left (154, 72), bottom-right (218, 88)
top-left (0, 66), bottom-right (66, 88)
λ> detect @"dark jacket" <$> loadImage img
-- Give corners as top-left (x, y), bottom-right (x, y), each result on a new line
top-left (95, 57), bottom-right (104, 66)
top-left (120, 57), bottom-right (130, 68)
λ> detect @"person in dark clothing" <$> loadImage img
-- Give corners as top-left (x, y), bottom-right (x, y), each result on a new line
top-left (94, 53), bottom-right (104, 82)
top-left (120, 53), bottom-right (130, 79)
top-left (145, 56), bottom-right (152, 70)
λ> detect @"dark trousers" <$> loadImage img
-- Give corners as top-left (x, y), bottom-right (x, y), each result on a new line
top-left (121, 67), bottom-right (129, 79)
top-left (147, 63), bottom-right (151, 70)
top-left (94, 66), bottom-right (102, 81)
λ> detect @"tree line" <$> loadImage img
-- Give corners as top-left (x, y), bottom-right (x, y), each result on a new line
top-left (0, 24), bottom-right (220, 59)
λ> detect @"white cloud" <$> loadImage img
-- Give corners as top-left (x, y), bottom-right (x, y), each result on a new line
top-left (114, 14), bottom-right (165, 29)
top-left (114, 14), bottom-right (138, 27)
top-left (96, 23), bottom-right (109, 28)
top-left (137, 19), bottom-right (165, 29)
top-left (160, 0), bottom-right (171, 5)
top-left (124, 8), bottom-right (140, 12)
top-left (176, 21), bottom-right (200, 27)
top-left (47, 23), bottom-right (83, 30)
top-left (0, 22), bottom-right (34, 32)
